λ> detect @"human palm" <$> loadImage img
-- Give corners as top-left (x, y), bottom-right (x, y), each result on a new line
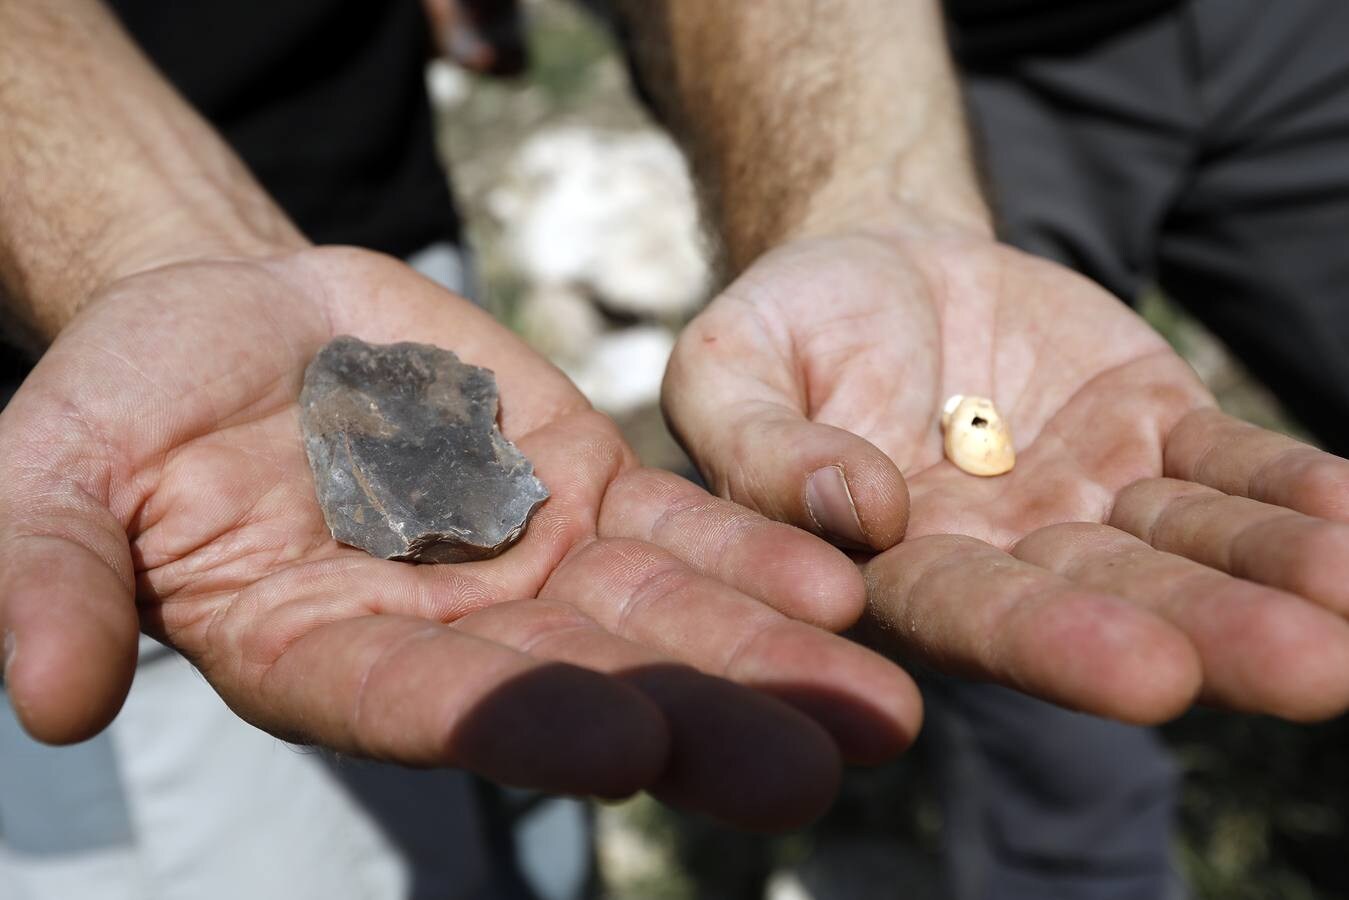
top-left (666, 229), bottom-right (1349, 724)
top-left (0, 246), bottom-right (920, 828)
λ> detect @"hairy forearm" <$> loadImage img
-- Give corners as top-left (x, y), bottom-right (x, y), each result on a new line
top-left (0, 0), bottom-right (304, 348)
top-left (613, 0), bottom-right (991, 272)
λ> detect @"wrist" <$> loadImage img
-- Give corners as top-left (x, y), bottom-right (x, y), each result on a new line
top-left (785, 91), bottom-right (997, 247)
top-left (2, 187), bottom-right (306, 348)
top-left (98, 198), bottom-right (307, 289)
top-left (791, 163), bottom-right (994, 249)
top-left (0, 0), bottom-right (308, 347)
top-left (717, 92), bottom-right (995, 266)
top-left (716, 164), bottom-right (993, 276)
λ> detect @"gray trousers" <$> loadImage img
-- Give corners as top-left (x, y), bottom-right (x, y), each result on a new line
top-left (930, 1), bottom-right (1349, 898)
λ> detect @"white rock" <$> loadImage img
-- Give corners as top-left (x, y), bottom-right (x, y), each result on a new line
top-left (498, 126), bottom-right (709, 320)
top-left (765, 872), bottom-right (815, 900)
top-left (564, 326), bottom-right (675, 416)
top-left (516, 283), bottom-right (605, 365)
top-left (767, 840), bottom-right (946, 900)
top-left (593, 804), bottom-right (675, 889)
top-left (425, 59), bottom-right (471, 110)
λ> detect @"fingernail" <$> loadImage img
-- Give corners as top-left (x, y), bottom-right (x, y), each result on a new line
top-left (806, 466), bottom-right (868, 548)
top-left (2, 630), bottom-right (14, 681)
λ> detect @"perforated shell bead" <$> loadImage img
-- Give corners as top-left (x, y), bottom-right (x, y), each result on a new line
top-left (940, 395), bottom-right (1015, 476)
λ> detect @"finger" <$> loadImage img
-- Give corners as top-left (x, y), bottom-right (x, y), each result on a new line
top-left (246, 613), bottom-right (668, 799)
top-left (542, 538), bottom-right (922, 764)
top-left (1015, 523), bottom-right (1349, 721)
top-left (454, 599), bottom-right (840, 830)
top-left (597, 466), bottom-right (866, 631)
top-left (0, 438), bottom-right (139, 744)
top-left (1165, 408), bottom-right (1349, 520)
top-left (0, 531), bottom-right (138, 744)
top-left (864, 535), bottom-right (1201, 724)
top-left (1111, 478), bottom-right (1349, 614)
top-left (664, 324), bottom-right (908, 550)
top-left (475, 412), bottom-right (866, 631)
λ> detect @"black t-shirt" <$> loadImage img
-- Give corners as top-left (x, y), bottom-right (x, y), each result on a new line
top-left (103, 0), bottom-right (1176, 249)
top-left (946, 0), bottom-right (1181, 64)
top-left (108, 0), bottom-right (460, 257)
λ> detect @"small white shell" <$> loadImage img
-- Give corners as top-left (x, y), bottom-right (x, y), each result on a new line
top-left (940, 395), bottom-right (1015, 476)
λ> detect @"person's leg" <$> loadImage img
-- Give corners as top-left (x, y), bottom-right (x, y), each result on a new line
top-left (0, 692), bottom-right (149, 900)
top-left (940, 10), bottom-right (1199, 899)
top-left (1157, 0), bottom-right (1349, 454)
top-left (925, 679), bottom-right (1182, 900)
top-left (958, 8), bottom-right (1197, 302)
top-left (0, 634), bottom-right (421, 900)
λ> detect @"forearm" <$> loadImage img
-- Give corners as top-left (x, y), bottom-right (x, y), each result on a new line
top-left (0, 0), bottom-right (304, 348)
top-left (612, 0), bottom-right (992, 272)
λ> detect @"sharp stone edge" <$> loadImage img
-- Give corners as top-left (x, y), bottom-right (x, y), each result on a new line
top-left (300, 335), bottom-right (549, 563)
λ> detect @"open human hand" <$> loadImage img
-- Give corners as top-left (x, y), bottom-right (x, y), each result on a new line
top-left (0, 246), bottom-right (920, 829)
top-left (665, 226), bottom-right (1349, 724)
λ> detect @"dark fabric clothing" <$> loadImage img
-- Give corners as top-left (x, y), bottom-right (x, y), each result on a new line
top-left (107, 0), bottom-right (460, 258)
top-left (925, 681), bottom-right (1182, 900)
top-left (945, 0), bottom-right (1180, 63)
top-left (962, 0), bottom-right (1349, 454)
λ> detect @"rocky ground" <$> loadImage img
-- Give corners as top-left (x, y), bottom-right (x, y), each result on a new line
top-left (431, 3), bottom-right (1345, 897)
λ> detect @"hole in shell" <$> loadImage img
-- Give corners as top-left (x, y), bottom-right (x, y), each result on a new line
top-left (971, 416), bottom-right (988, 427)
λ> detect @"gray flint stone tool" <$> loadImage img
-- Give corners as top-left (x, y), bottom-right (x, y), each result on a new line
top-left (300, 335), bottom-right (549, 563)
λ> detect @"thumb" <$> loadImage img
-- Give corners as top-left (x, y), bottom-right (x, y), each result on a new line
top-left (663, 324), bottom-right (909, 552)
top-left (0, 409), bottom-right (138, 744)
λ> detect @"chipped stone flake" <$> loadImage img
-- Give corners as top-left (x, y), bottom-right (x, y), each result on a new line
top-left (300, 336), bottom-right (549, 563)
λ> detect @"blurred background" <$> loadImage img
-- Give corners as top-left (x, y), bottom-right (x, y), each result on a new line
top-left (430, 2), bottom-right (1349, 897)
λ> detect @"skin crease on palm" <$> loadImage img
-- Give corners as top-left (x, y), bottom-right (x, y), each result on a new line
top-left (666, 225), bottom-right (1349, 726)
top-left (0, 246), bottom-right (925, 831)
